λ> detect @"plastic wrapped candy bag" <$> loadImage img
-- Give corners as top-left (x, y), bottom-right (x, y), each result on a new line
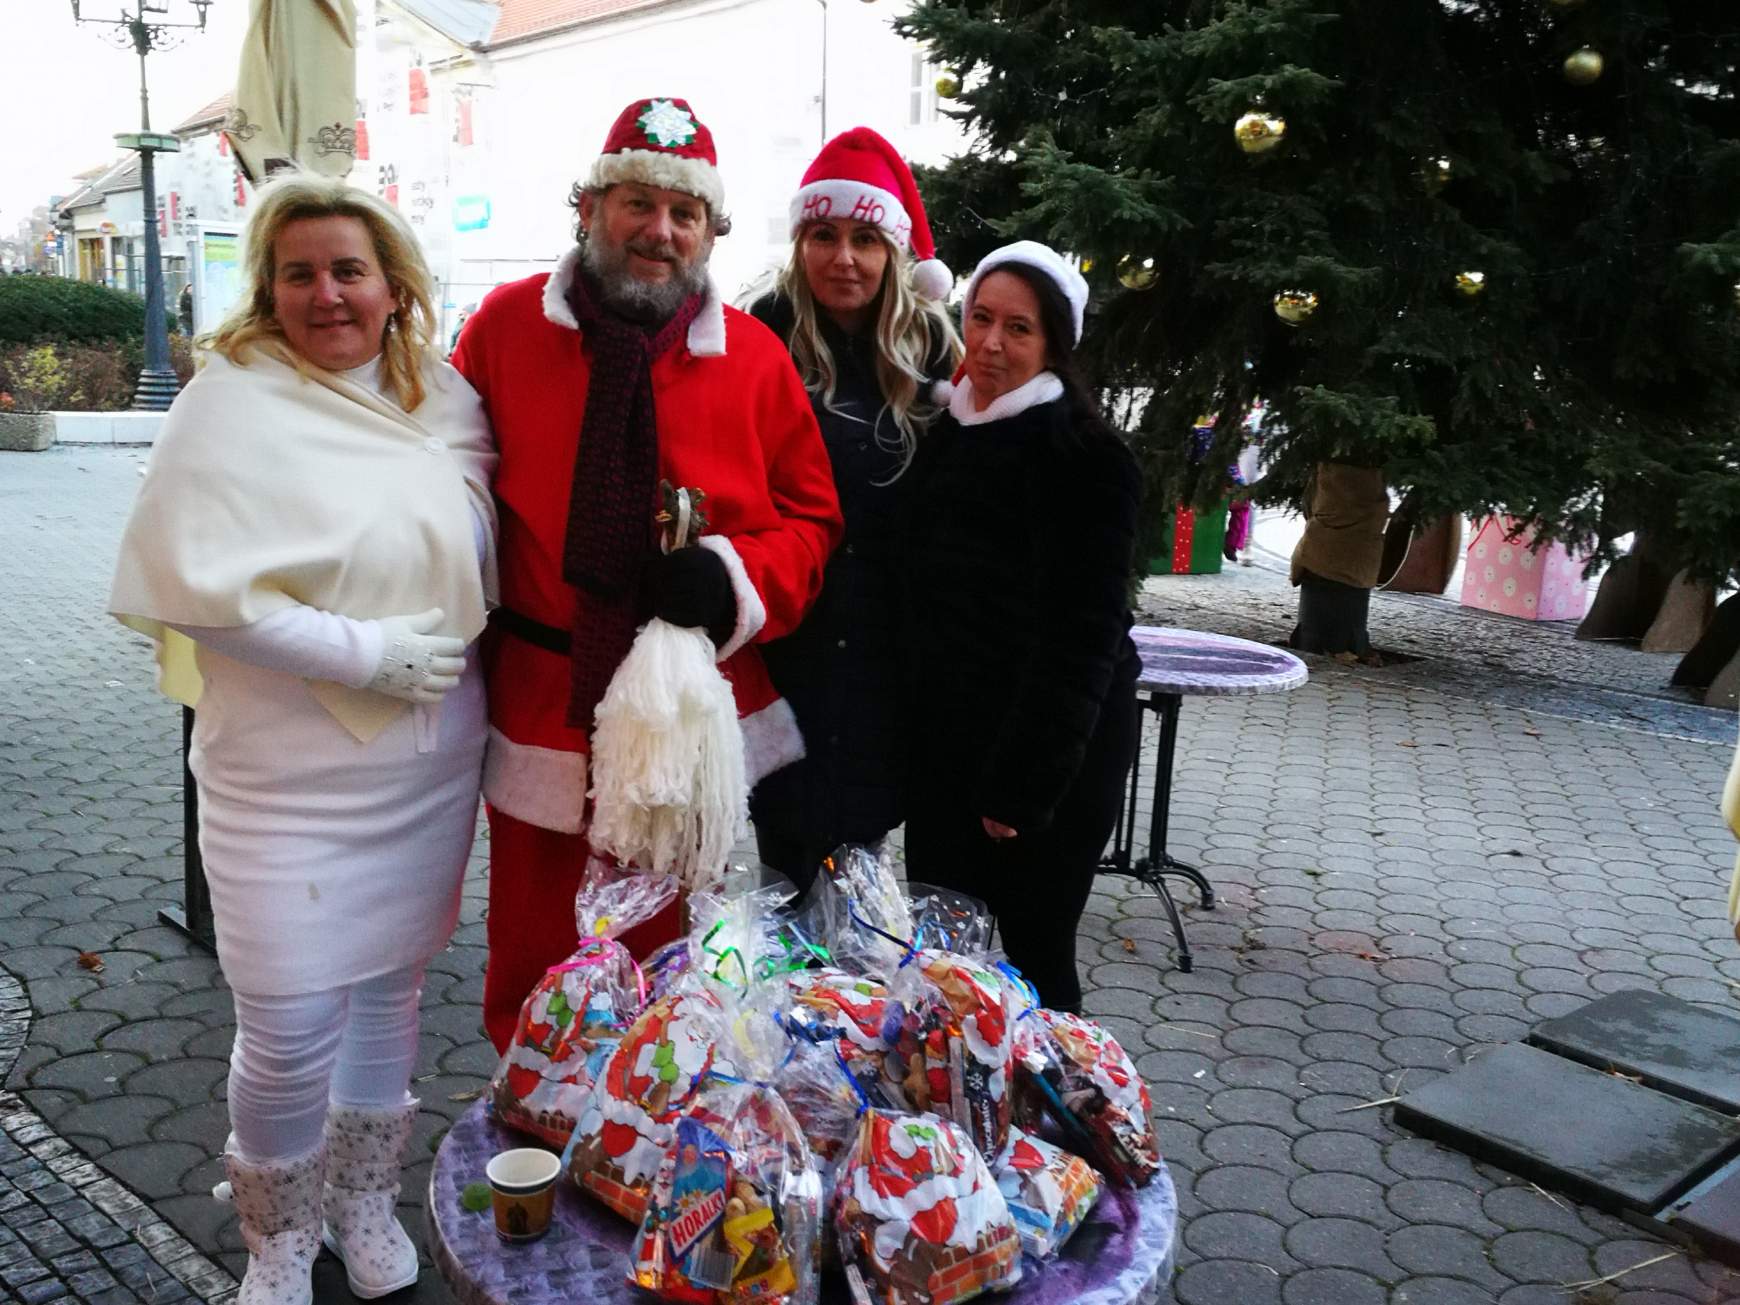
top-left (630, 1083), bottom-right (822, 1305)
top-left (644, 937), bottom-right (696, 1003)
top-left (787, 968), bottom-right (890, 1097)
top-left (489, 876), bottom-right (674, 1147)
top-left (879, 951), bottom-right (1015, 1160)
top-left (988, 1127), bottom-right (1101, 1259)
top-left (1022, 1010), bottom-right (1162, 1188)
top-left (631, 893), bottom-right (824, 1305)
top-left (835, 1109), bottom-right (1021, 1305)
top-left (803, 845), bottom-right (913, 978)
top-left (772, 1035), bottom-right (863, 1217)
top-left (906, 884), bottom-right (993, 958)
top-left (566, 987), bottom-right (735, 1222)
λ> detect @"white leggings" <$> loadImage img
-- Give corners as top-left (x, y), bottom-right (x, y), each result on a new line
top-left (228, 963), bottom-right (426, 1163)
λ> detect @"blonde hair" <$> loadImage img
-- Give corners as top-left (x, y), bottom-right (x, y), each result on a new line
top-left (203, 173), bottom-right (439, 411)
top-left (758, 225), bottom-right (962, 477)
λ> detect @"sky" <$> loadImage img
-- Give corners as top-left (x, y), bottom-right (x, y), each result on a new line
top-left (0, 0), bottom-right (252, 232)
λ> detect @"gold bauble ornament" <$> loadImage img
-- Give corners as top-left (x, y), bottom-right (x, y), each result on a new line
top-left (1455, 271), bottom-right (1487, 298)
top-left (1273, 289), bottom-right (1319, 326)
top-left (1079, 257), bottom-right (1095, 274)
top-left (1117, 256), bottom-right (1158, 291)
top-left (935, 73), bottom-right (961, 99)
top-left (1563, 47), bottom-right (1604, 85)
top-left (1234, 111), bottom-right (1287, 155)
top-left (1423, 156), bottom-right (1454, 195)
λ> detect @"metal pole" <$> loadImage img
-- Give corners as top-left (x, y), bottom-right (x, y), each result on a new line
top-left (130, 17), bottom-right (180, 410)
top-left (158, 706), bottom-right (216, 950)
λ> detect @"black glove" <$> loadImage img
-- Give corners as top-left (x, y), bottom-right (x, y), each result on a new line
top-left (646, 545), bottom-right (738, 647)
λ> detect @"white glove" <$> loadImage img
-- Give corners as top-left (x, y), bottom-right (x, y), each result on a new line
top-left (366, 608), bottom-right (467, 704)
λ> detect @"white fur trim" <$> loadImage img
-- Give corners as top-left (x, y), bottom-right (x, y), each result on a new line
top-left (949, 371), bottom-right (1065, 426)
top-left (913, 258), bottom-right (953, 301)
top-left (482, 727), bottom-right (589, 834)
top-left (542, 246), bottom-right (582, 330)
top-left (541, 243), bottom-right (724, 357)
top-left (697, 535), bottom-right (767, 660)
top-left (930, 378), bottom-right (954, 406)
top-left (687, 279), bottom-right (726, 357)
top-left (789, 179), bottom-right (911, 249)
top-left (589, 149), bottom-right (725, 213)
top-left (741, 696), bottom-right (804, 787)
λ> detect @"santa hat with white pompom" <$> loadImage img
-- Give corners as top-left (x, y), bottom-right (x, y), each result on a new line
top-left (789, 127), bottom-right (953, 300)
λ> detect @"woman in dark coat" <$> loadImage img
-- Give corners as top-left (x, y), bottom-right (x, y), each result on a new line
top-left (901, 241), bottom-right (1141, 1013)
top-left (746, 127), bottom-right (960, 891)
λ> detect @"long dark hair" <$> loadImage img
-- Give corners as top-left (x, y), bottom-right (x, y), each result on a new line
top-left (974, 260), bottom-right (1104, 432)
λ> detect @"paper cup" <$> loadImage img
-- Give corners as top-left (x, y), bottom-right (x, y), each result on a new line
top-left (485, 1148), bottom-right (561, 1243)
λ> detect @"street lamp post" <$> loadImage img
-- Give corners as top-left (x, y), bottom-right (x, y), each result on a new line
top-left (69, 1), bottom-right (212, 411)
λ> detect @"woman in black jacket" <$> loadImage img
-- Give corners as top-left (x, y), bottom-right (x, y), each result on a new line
top-left (745, 128), bottom-right (961, 891)
top-left (901, 241), bottom-right (1141, 1013)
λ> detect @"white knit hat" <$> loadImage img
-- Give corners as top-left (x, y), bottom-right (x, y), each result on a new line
top-left (962, 240), bottom-right (1090, 343)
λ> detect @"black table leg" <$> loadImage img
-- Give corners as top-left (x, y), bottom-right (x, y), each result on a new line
top-left (1141, 694), bottom-right (1216, 909)
top-left (1101, 691), bottom-right (1214, 972)
top-left (157, 706), bottom-right (216, 952)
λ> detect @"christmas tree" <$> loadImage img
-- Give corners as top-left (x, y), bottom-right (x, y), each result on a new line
top-left (898, 0), bottom-right (1740, 673)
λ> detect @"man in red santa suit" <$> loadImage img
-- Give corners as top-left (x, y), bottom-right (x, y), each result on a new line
top-left (453, 97), bottom-right (842, 1051)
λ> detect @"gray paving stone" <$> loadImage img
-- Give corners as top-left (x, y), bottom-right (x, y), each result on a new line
top-left (1276, 1266), bottom-right (1388, 1305)
top-left (1399, 1041), bottom-right (1740, 1212)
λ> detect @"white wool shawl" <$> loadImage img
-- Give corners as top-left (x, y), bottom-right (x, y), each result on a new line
top-left (109, 341), bottom-right (498, 741)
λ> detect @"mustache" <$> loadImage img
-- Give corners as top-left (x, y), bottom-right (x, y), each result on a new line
top-left (625, 238), bottom-right (679, 263)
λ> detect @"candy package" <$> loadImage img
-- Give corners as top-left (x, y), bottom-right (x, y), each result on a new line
top-left (787, 967), bottom-right (890, 1096)
top-left (879, 951), bottom-right (1014, 1159)
top-left (989, 1127), bottom-right (1101, 1259)
top-left (1020, 1010), bottom-right (1161, 1188)
top-left (566, 988), bottom-right (734, 1222)
top-left (835, 1110), bottom-right (1021, 1305)
top-left (630, 1082), bottom-right (822, 1305)
top-left (489, 876), bottom-right (671, 1147)
top-left (631, 887), bottom-right (825, 1305)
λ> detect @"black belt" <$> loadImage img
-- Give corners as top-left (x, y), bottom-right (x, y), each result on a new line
top-left (489, 606), bottom-right (571, 655)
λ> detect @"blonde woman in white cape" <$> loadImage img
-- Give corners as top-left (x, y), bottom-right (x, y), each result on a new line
top-left (110, 175), bottom-right (497, 1305)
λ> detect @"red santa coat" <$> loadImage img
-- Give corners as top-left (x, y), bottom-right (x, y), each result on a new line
top-left (452, 247), bottom-right (843, 835)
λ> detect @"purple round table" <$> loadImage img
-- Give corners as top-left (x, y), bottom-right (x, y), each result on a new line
top-left (1100, 627), bottom-right (1307, 971)
top-left (428, 1101), bottom-right (1178, 1305)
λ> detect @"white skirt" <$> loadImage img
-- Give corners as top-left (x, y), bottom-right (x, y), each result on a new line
top-left (188, 645), bottom-right (485, 997)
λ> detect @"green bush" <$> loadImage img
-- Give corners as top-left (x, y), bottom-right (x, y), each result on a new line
top-left (0, 336), bottom-right (196, 411)
top-left (0, 276), bottom-right (168, 344)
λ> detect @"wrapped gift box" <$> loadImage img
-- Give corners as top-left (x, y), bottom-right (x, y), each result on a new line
top-left (1458, 516), bottom-right (1591, 622)
top-left (1148, 503), bottom-right (1228, 576)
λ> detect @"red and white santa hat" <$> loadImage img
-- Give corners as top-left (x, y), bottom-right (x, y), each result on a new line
top-left (588, 97), bottom-right (725, 213)
top-left (789, 127), bottom-right (952, 300)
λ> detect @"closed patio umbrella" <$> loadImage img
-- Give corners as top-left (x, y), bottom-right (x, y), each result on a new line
top-left (225, 0), bottom-right (357, 180)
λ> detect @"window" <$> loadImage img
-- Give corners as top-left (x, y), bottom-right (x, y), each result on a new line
top-left (910, 53), bottom-right (939, 126)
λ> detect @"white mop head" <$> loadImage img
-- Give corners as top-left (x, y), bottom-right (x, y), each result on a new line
top-left (587, 617), bottom-right (747, 894)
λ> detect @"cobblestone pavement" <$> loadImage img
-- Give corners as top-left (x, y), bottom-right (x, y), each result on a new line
top-left (3, 445), bottom-right (1739, 1305)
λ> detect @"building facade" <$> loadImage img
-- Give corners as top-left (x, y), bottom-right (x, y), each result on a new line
top-left (364, 0), bottom-right (966, 340)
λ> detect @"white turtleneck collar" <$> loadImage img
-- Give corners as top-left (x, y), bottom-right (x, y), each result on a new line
top-left (948, 370), bottom-right (1066, 426)
top-left (339, 354), bottom-right (386, 394)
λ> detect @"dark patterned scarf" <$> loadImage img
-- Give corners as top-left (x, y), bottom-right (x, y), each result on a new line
top-left (562, 267), bottom-right (704, 727)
